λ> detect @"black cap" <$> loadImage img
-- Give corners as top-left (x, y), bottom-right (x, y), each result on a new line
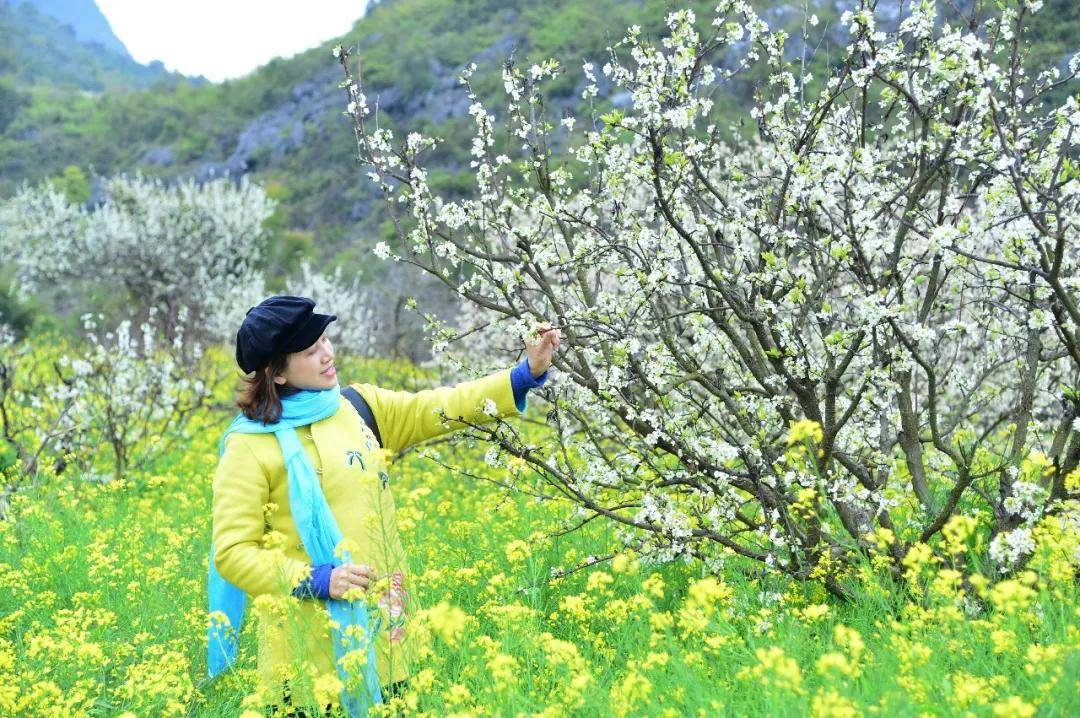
top-left (235, 295), bottom-right (337, 374)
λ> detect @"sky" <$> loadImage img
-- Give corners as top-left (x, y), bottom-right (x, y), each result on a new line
top-left (96, 0), bottom-right (370, 82)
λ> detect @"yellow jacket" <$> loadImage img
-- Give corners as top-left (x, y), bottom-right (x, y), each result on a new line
top-left (211, 367), bottom-right (520, 699)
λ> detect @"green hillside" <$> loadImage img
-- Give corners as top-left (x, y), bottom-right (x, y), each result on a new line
top-left (11, 0), bottom-right (133, 58)
top-left (0, 0), bottom-right (184, 90)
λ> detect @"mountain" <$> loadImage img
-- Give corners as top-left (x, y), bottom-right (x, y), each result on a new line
top-left (0, 0), bottom-right (187, 90)
top-left (10, 0), bottom-right (130, 58)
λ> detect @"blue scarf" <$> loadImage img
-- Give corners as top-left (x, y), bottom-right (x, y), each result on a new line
top-left (206, 385), bottom-right (383, 715)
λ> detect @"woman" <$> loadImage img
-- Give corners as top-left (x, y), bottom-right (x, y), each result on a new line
top-left (207, 295), bottom-right (559, 717)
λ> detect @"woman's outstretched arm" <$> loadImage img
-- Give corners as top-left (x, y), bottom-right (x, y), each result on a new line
top-left (351, 326), bottom-right (561, 454)
top-left (350, 367), bottom-right (518, 454)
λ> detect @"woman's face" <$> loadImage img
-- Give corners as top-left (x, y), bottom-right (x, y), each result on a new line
top-left (273, 331), bottom-right (337, 391)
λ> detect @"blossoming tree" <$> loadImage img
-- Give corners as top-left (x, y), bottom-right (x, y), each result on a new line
top-left (336, 0), bottom-right (1078, 595)
top-left (0, 172), bottom-right (274, 341)
top-left (0, 306), bottom-right (215, 491)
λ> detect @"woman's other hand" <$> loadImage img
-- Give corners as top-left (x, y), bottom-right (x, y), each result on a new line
top-left (524, 321), bottom-right (561, 377)
top-left (329, 563), bottom-right (377, 599)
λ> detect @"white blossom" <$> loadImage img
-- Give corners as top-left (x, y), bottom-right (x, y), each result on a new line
top-left (989, 528), bottom-right (1037, 567)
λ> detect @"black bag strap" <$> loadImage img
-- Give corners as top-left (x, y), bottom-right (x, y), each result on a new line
top-left (340, 385), bottom-right (383, 447)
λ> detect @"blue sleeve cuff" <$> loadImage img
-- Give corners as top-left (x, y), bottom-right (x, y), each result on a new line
top-left (292, 563), bottom-right (333, 600)
top-left (510, 356), bottom-right (549, 412)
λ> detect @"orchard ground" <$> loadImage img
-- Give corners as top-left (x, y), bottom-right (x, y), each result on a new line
top-left (0, 346), bottom-right (1077, 717)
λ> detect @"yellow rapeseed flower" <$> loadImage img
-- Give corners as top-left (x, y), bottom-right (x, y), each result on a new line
top-left (992, 696), bottom-right (1036, 717)
top-left (643, 650), bottom-right (670, 668)
top-left (333, 537), bottom-right (362, 562)
top-left (445, 682), bottom-right (471, 706)
top-left (504, 539), bottom-right (531, 563)
top-left (942, 514), bottom-right (978, 554)
top-left (488, 653), bottom-right (519, 687)
top-left (559, 594), bottom-right (590, 621)
top-left (312, 672), bottom-right (344, 707)
top-left (738, 646), bottom-right (805, 694)
top-left (989, 577), bottom-right (1037, 615)
top-left (950, 671), bottom-right (995, 708)
top-left (679, 576), bottom-right (734, 636)
top-left (811, 688), bottom-right (860, 718)
top-left (787, 419), bottom-right (824, 445)
top-left (586, 570), bottom-right (614, 594)
top-left (867, 526), bottom-right (895, 553)
top-left (642, 573), bottom-right (665, 599)
top-left (794, 603), bottom-right (830, 623)
top-left (411, 667), bottom-right (436, 692)
top-left (611, 669), bottom-right (652, 718)
top-left (901, 542), bottom-right (938, 579)
top-left (1020, 451), bottom-right (1054, 480)
top-left (424, 601), bottom-right (468, 646)
top-left (611, 551), bottom-right (640, 574)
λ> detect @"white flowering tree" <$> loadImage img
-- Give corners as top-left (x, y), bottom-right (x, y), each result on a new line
top-left (0, 306), bottom-right (215, 494)
top-left (50, 307), bottom-right (213, 481)
top-left (336, 0), bottom-right (1078, 595)
top-left (0, 172), bottom-right (275, 343)
top-left (72, 309), bottom-right (212, 479)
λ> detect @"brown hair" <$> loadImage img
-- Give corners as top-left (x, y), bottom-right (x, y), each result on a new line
top-left (236, 352), bottom-right (291, 424)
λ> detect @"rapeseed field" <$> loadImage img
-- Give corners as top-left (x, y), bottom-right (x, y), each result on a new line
top-left (0, 344), bottom-right (1077, 717)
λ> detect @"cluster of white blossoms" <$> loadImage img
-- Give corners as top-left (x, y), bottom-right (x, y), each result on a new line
top-left (372, 241), bottom-right (392, 260)
top-left (1003, 481), bottom-right (1050, 524)
top-left (341, 0), bottom-right (1078, 590)
top-left (989, 528), bottom-right (1037, 567)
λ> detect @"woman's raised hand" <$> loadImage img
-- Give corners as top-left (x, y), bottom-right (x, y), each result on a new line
top-left (329, 563), bottom-right (378, 599)
top-left (524, 321), bottom-right (561, 377)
